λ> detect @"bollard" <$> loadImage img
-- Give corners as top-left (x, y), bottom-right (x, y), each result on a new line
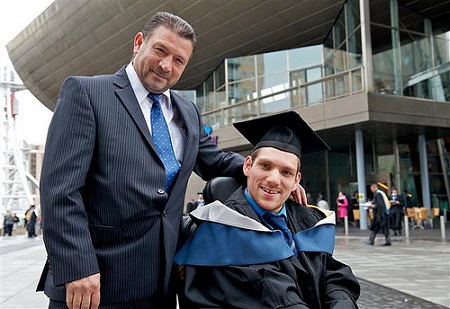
top-left (359, 203), bottom-right (368, 230)
top-left (404, 215), bottom-right (410, 239)
top-left (344, 216), bottom-right (348, 236)
top-left (440, 216), bottom-right (446, 240)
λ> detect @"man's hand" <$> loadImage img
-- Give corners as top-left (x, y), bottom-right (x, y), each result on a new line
top-left (291, 184), bottom-right (308, 205)
top-left (66, 273), bottom-right (100, 309)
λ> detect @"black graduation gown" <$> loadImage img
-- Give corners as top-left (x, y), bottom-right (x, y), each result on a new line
top-left (175, 189), bottom-right (360, 309)
top-left (369, 190), bottom-right (389, 233)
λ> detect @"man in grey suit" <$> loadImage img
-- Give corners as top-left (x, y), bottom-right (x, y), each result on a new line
top-left (37, 12), bottom-right (248, 309)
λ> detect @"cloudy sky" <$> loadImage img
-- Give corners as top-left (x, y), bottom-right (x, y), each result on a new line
top-left (1, 0), bottom-right (55, 145)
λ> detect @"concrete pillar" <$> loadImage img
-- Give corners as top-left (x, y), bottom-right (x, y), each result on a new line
top-left (418, 134), bottom-right (431, 213)
top-left (359, 0), bottom-right (373, 93)
top-left (356, 129), bottom-right (368, 229)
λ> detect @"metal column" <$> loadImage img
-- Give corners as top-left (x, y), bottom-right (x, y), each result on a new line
top-left (356, 129), bottom-right (368, 229)
top-left (418, 134), bottom-right (431, 212)
top-left (359, 0), bottom-right (373, 93)
top-left (1, 66), bottom-right (34, 213)
top-left (393, 139), bottom-right (401, 191)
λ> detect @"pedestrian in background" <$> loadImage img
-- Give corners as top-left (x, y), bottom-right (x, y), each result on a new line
top-left (349, 191), bottom-right (359, 224)
top-left (403, 189), bottom-right (413, 211)
top-left (316, 192), bottom-right (330, 210)
top-left (12, 213), bottom-right (20, 235)
top-left (336, 191), bottom-right (349, 224)
top-left (185, 198), bottom-right (196, 214)
top-left (365, 183), bottom-right (391, 246)
top-left (389, 187), bottom-right (404, 236)
top-left (25, 205), bottom-right (37, 238)
top-left (316, 192), bottom-right (324, 205)
top-left (193, 192), bottom-right (205, 208)
top-left (3, 210), bottom-right (14, 237)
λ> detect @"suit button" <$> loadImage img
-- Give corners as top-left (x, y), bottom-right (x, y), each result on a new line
top-left (162, 210), bottom-right (167, 217)
top-left (157, 189), bottom-right (165, 195)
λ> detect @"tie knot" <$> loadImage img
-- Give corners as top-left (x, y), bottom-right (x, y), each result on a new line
top-left (263, 212), bottom-right (288, 230)
top-left (262, 211), bottom-right (295, 253)
top-left (148, 93), bottom-right (161, 105)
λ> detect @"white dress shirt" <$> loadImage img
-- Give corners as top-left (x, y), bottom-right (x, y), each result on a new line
top-left (125, 63), bottom-right (185, 162)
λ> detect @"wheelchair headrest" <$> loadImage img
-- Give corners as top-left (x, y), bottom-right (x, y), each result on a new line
top-left (202, 177), bottom-right (241, 204)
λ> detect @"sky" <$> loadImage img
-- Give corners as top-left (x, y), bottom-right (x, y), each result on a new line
top-left (1, 0), bottom-right (55, 145)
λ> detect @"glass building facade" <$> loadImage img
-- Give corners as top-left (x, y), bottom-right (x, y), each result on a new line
top-left (190, 0), bottom-right (450, 213)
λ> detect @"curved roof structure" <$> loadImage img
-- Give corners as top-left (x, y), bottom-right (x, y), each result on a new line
top-left (6, 0), bottom-right (344, 110)
top-left (7, 0), bottom-right (450, 111)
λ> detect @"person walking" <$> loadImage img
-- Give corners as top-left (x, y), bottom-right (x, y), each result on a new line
top-left (364, 183), bottom-right (391, 246)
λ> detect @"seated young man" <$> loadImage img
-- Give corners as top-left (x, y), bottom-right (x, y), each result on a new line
top-left (175, 111), bottom-right (360, 309)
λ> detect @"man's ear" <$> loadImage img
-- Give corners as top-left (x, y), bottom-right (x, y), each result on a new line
top-left (293, 172), bottom-right (302, 191)
top-left (133, 32), bottom-right (144, 54)
top-left (243, 156), bottom-right (252, 177)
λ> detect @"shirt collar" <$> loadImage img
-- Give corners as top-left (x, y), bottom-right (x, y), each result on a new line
top-left (244, 188), bottom-right (287, 219)
top-left (125, 62), bottom-right (171, 107)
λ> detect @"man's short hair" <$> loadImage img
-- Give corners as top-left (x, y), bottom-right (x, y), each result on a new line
top-left (142, 12), bottom-right (197, 49)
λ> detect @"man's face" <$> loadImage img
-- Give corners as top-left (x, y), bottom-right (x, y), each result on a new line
top-left (244, 147), bottom-right (301, 213)
top-left (132, 26), bottom-right (193, 93)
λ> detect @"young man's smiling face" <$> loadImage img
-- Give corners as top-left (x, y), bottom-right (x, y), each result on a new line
top-left (244, 147), bottom-right (301, 213)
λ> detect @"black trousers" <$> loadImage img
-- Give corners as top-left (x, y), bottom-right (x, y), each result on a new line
top-left (390, 207), bottom-right (403, 231)
top-left (370, 215), bottom-right (390, 239)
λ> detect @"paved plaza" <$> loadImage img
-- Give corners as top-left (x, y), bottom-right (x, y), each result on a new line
top-left (1, 223), bottom-right (449, 308)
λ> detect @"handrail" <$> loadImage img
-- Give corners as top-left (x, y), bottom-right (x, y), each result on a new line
top-left (202, 67), bottom-right (365, 128)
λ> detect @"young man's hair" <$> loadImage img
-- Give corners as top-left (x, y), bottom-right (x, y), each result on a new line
top-left (142, 12), bottom-right (197, 49)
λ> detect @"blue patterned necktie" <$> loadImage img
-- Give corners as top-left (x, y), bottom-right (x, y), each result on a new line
top-left (263, 212), bottom-right (296, 254)
top-left (149, 93), bottom-right (180, 191)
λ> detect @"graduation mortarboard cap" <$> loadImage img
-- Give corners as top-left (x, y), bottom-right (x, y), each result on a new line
top-left (233, 111), bottom-right (329, 158)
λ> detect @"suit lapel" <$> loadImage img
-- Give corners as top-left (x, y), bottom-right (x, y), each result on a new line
top-left (113, 67), bottom-right (156, 151)
top-left (169, 91), bottom-right (196, 172)
top-left (112, 68), bottom-right (199, 174)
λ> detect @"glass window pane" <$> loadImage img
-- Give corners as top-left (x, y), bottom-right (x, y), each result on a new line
top-left (195, 86), bottom-right (205, 113)
top-left (288, 45), bottom-right (322, 71)
top-left (372, 25), bottom-right (396, 94)
top-left (225, 101), bottom-right (259, 124)
top-left (333, 13), bottom-right (346, 48)
top-left (434, 33), bottom-right (450, 67)
top-left (227, 56), bottom-right (255, 82)
top-left (215, 85), bottom-right (227, 108)
top-left (214, 62), bottom-right (226, 90)
top-left (204, 75), bottom-right (216, 110)
top-left (229, 79), bottom-right (257, 104)
top-left (256, 50), bottom-right (287, 76)
top-left (348, 31), bottom-right (362, 69)
top-left (401, 32), bottom-right (432, 91)
top-left (346, 0), bottom-right (360, 33)
top-left (257, 72), bottom-right (289, 98)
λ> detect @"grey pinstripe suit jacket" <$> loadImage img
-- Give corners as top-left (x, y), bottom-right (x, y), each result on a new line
top-left (37, 66), bottom-right (244, 305)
